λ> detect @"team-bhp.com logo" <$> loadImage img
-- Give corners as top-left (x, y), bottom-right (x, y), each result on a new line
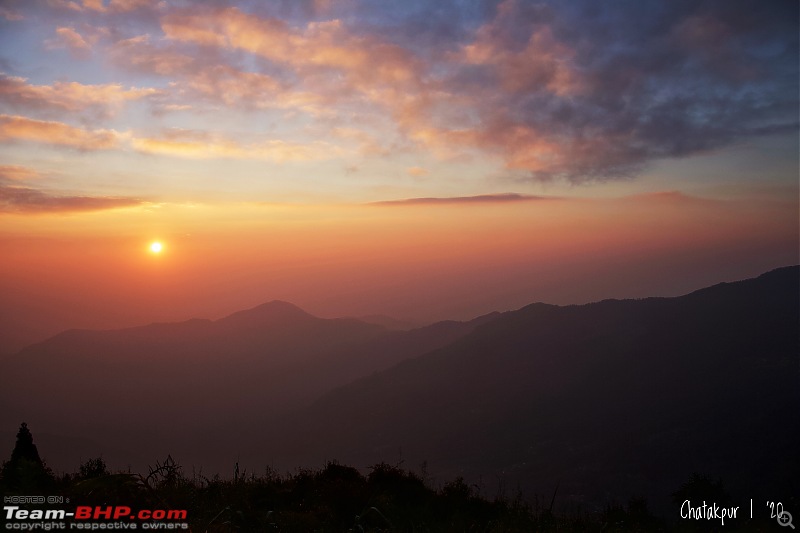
top-left (5, 506), bottom-right (187, 521)
top-left (5, 505), bottom-right (189, 529)
top-left (76, 507), bottom-right (186, 521)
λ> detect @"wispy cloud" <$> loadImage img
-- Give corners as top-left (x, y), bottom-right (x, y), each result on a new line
top-left (0, 74), bottom-right (160, 118)
top-left (0, 185), bottom-right (143, 214)
top-left (0, 165), bottom-right (40, 181)
top-left (46, 0), bottom-right (161, 13)
top-left (0, 114), bottom-right (122, 150)
top-left (0, 6), bottom-right (24, 21)
top-left (5, 0), bottom-right (797, 187)
top-left (160, 7), bottom-right (423, 110)
top-left (109, 34), bottom-right (196, 77)
top-left (368, 193), bottom-right (555, 206)
top-left (149, 1), bottom-right (797, 182)
top-left (131, 128), bottom-right (341, 162)
top-left (408, 0), bottom-right (798, 182)
top-left (108, 35), bottom-right (330, 117)
top-left (46, 26), bottom-right (92, 59)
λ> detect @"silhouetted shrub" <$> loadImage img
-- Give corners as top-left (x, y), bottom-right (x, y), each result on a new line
top-left (79, 456), bottom-right (109, 479)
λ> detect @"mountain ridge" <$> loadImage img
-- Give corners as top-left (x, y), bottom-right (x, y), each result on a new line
top-left (261, 265), bottom-right (798, 514)
top-left (0, 265), bottom-right (796, 513)
top-left (11, 266), bottom-right (796, 358)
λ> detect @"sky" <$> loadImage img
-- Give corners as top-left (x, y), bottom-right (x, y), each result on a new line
top-left (0, 0), bottom-right (797, 353)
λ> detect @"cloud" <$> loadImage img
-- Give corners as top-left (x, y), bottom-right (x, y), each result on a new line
top-left (131, 128), bottom-right (341, 161)
top-left (47, 27), bottom-right (92, 59)
top-left (619, 190), bottom-right (719, 207)
top-left (109, 35), bottom-right (329, 116)
top-left (0, 165), bottom-right (40, 182)
top-left (80, 0), bottom-right (105, 11)
top-left (182, 64), bottom-right (328, 114)
top-left (426, 0), bottom-right (800, 182)
top-left (0, 74), bottom-right (160, 118)
top-left (45, 0), bottom-right (83, 12)
top-left (329, 127), bottom-right (393, 157)
top-left (0, 7), bottom-right (24, 20)
top-left (185, 65), bottom-right (282, 106)
top-left (24, 0), bottom-right (796, 184)
top-left (368, 193), bottom-right (555, 206)
top-left (160, 7), bottom-right (423, 98)
top-left (0, 114), bottom-right (339, 161)
top-left (109, 34), bottom-right (196, 76)
top-left (406, 166), bottom-right (428, 177)
top-left (0, 185), bottom-right (143, 214)
top-left (108, 0), bottom-right (160, 11)
top-left (0, 115), bottom-right (122, 150)
top-left (151, 1), bottom-right (797, 182)
top-left (46, 0), bottom-right (161, 13)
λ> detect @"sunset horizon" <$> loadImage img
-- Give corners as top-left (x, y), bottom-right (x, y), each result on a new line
top-left (1, 1), bottom-right (797, 354)
top-left (1, 1), bottom-right (798, 529)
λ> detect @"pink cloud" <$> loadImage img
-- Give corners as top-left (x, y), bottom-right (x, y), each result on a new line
top-left (110, 35), bottom-right (195, 76)
top-left (161, 7), bottom-right (422, 93)
top-left (0, 74), bottom-right (159, 117)
top-left (47, 27), bottom-right (92, 59)
top-left (0, 114), bottom-right (122, 150)
top-left (30, 0), bottom-right (792, 183)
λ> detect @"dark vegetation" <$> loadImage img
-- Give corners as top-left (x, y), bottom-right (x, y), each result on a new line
top-left (1, 423), bottom-right (665, 531)
top-left (5, 424), bottom-right (794, 531)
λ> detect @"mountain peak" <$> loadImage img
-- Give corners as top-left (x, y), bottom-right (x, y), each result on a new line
top-left (250, 300), bottom-right (310, 314)
top-left (215, 300), bottom-right (316, 328)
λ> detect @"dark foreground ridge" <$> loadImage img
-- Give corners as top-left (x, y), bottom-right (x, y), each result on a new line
top-left (2, 426), bottom-right (790, 532)
top-left (0, 426), bottom-right (725, 532)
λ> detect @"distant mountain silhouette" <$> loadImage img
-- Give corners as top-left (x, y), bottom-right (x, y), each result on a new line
top-left (262, 267), bottom-right (799, 513)
top-left (0, 300), bottom-right (494, 472)
top-left (0, 267), bottom-right (796, 514)
top-left (355, 314), bottom-right (422, 331)
top-left (214, 300), bottom-right (315, 328)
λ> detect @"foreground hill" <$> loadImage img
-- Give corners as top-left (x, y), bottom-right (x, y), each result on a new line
top-left (266, 267), bottom-right (799, 513)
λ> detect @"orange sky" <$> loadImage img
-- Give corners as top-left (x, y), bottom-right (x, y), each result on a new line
top-left (2, 191), bottom-right (796, 353)
top-left (0, 1), bottom-right (797, 353)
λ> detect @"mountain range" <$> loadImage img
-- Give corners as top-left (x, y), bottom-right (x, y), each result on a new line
top-left (1, 266), bottom-right (797, 514)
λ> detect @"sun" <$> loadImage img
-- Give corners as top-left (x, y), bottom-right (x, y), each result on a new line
top-left (149, 241), bottom-right (163, 254)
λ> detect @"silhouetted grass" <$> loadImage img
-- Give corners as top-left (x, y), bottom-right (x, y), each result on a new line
top-left (2, 454), bottom-right (670, 532)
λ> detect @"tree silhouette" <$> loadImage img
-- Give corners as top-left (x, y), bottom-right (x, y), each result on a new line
top-left (0, 422), bottom-right (53, 491)
top-left (10, 422), bottom-right (43, 465)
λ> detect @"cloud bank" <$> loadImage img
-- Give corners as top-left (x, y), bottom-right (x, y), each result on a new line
top-left (1, 0), bottom-right (796, 182)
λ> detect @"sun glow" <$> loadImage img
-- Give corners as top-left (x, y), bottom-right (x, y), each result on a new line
top-left (149, 241), bottom-right (163, 254)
